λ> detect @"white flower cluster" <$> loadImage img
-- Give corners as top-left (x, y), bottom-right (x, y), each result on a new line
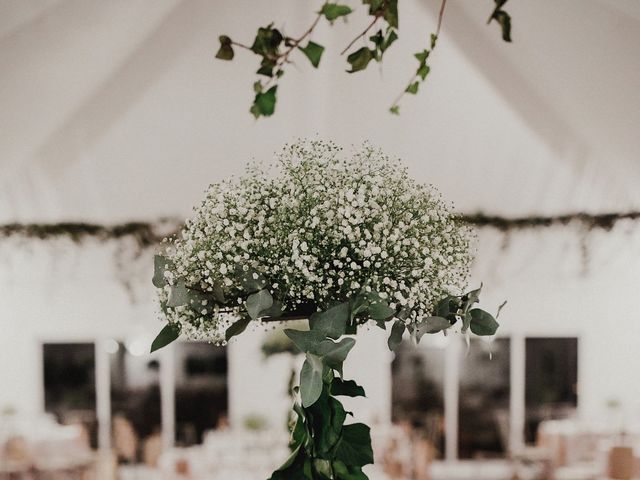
top-left (159, 140), bottom-right (473, 343)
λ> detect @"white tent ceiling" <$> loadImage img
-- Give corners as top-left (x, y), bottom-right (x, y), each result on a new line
top-left (0, 0), bottom-right (638, 222)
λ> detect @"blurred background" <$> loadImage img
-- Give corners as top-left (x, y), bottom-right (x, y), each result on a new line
top-left (1, 0), bottom-right (639, 479)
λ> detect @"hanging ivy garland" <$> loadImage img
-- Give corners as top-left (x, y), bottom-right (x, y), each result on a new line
top-left (214, 0), bottom-right (512, 117)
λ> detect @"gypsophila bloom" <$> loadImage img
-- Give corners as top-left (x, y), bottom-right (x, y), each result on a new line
top-left (158, 140), bottom-right (473, 343)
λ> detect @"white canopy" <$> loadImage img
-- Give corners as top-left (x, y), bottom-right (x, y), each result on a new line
top-left (1, 0), bottom-right (639, 221)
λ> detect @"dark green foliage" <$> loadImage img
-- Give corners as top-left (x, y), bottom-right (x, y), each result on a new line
top-left (150, 323), bottom-right (180, 352)
top-left (488, 0), bottom-right (512, 42)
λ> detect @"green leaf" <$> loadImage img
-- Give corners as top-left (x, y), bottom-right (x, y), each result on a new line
top-left (284, 329), bottom-right (327, 353)
top-left (387, 320), bottom-right (405, 351)
top-left (260, 298), bottom-right (284, 318)
top-left (215, 35), bottom-right (234, 60)
top-left (250, 25), bottom-right (284, 56)
top-left (334, 423), bottom-right (374, 467)
top-left (252, 85), bottom-right (278, 117)
top-left (167, 280), bottom-right (189, 307)
top-left (298, 41), bottom-right (325, 68)
top-left (417, 63), bottom-right (430, 80)
top-left (234, 264), bottom-right (268, 292)
top-left (256, 58), bottom-right (277, 77)
top-left (383, 0), bottom-right (399, 28)
top-left (225, 316), bottom-right (252, 341)
top-left (152, 255), bottom-right (169, 288)
top-left (300, 353), bottom-right (324, 407)
top-left (332, 461), bottom-right (368, 480)
top-left (320, 3), bottom-right (353, 21)
top-left (315, 337), bottom-right (356, 374)
top-left (436, 295), bottom-right (461, 321)
top-left (414, 49), bottom-right (430, 63)
top-left (246, 288), bottom-right (273, 319)
top-left (331, 378), bottom-right (366, 398)
top-left (389, 105), bottom-right (400, 115)
top-left (366, 293), bottom-right (395, 321)
top-left (253, 81), bottom-right (263, 93)
top-left (462, 284), bottom-right (483, 313)
top-left (314, 459), bottom-right (333, 478)
top-left (415, 316), bottom-right (451, 342)
top-left (405, 81), bottom-right (419, 94)
top-left (310, 302), bottom-right (350, 339)
top-left (150, 323), bottom-right (180, 352)
top-left (346, 47), bottom-right (374, 73)
top-left (430, 33), bottom-right (438, 49)
top-left (382, 29), bottom-right (398, 52)
top-left (469, 308), bottom-right (499, 336)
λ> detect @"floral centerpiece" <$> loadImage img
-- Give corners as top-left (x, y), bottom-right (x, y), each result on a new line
top-left (151, 140), bottom-right (500, 480)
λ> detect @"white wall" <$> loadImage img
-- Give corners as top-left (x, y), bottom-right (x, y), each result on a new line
top-left (2, 224), bottom-right (640, 432)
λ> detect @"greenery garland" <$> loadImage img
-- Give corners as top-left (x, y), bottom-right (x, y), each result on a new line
top-left (214, 0), bottom-right (512, 117)
top-left (2, 211), bottom-right (639, 244)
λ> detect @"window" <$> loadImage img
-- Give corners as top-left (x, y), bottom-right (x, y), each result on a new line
top-left (391, 338), bottom-right (446, 458)
top-left (43, 342), bottom-right (97, 447)
top-left (458, 338), bottom-right (510, 459)
top-left (174, 342), bottom-right (228, 445)
top-left (109, 340), bottom-right (162, 463)
top-left (525, 337), bottom-right (578, 443)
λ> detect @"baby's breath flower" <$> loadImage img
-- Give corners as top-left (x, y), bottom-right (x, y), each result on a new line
top-left (159, 140), bottom-right (473, 343)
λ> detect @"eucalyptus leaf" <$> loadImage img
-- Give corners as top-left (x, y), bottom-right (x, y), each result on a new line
top-left (387, 320), bottom-right (405, 351)
top-left (415, 316), bottom-right (451, 342)
top-left (152, 255), bottom-right (169, 288)
top-left (150, 323), bottom-right (180, 353)
top-left (310, 302), bottom-right (349, 339)
top-left (331, 378), bottom-right (366, 398)
top-left (225, 316), bottom-right (252, 341)
top-left (300, 353), bottom-right (324, 407)
top-left (246, 288), bottom-right (273, 319)
top-left (366, 292), bottom-right (395, 321)
top-left (167, 280), bottom-right (189, 307)
top-left (315, 337), bottom-right (356, 374)
top-left (284, 329), bottom-right (327, 353)
top-left (469, 308), bottom-right (499, 336)
top-left (334, 423), bottom-right (374, 467)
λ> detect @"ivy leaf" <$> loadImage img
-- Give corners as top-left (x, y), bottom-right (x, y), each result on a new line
top-left (150, 323), bottom-right (180, 353)
top-left (389, 105), bottom-right (400, 115)
top-left (387, 320), bottom-right (405, 351)
top-left (331, 378), bottom-right (366, 398)
top-left (334, 423), bottom-right (374, 467)
top-left (225, 316), bottom-right (252, 341)
top-left (251, 85), bottom-right (277, 118)
top-left (405, 81), bottom-right (419, 94)
top-left (300, 353), bottom-right (324, 407)
top-left (250, 25), bottom-right (284, 56)
top-left (383, 0), bottom-right (399, 28)
top-left (417, 64), bottom-right (430, 80)
top-left (298, 41), bottom-right (325, 68)
top-left (320, 3), bottom-right (353, 21)
top-left (245, 288), bottom-right (273, 319)
top-left (284, 329), bottom-right (327, 353)
top-left (152, 255), bottom-right (169, 288)
top-left (215, 35), bottom-right (234, 60)
top-left (382, 29), bottom-right (398, 52)
top-left (346, 47), bottom-right (374, 73)
top-left (488, 0), bottom-right (512, 42)
top-left (414, 49), bottom-right (430, 63)
top-left (469, 309), bottom-right (499, 336)
top-left (310, 302), bottom-right (350, 339)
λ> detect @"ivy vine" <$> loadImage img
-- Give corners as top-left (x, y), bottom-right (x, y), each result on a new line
top-left (215, 0), bottom-right (512, 118)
